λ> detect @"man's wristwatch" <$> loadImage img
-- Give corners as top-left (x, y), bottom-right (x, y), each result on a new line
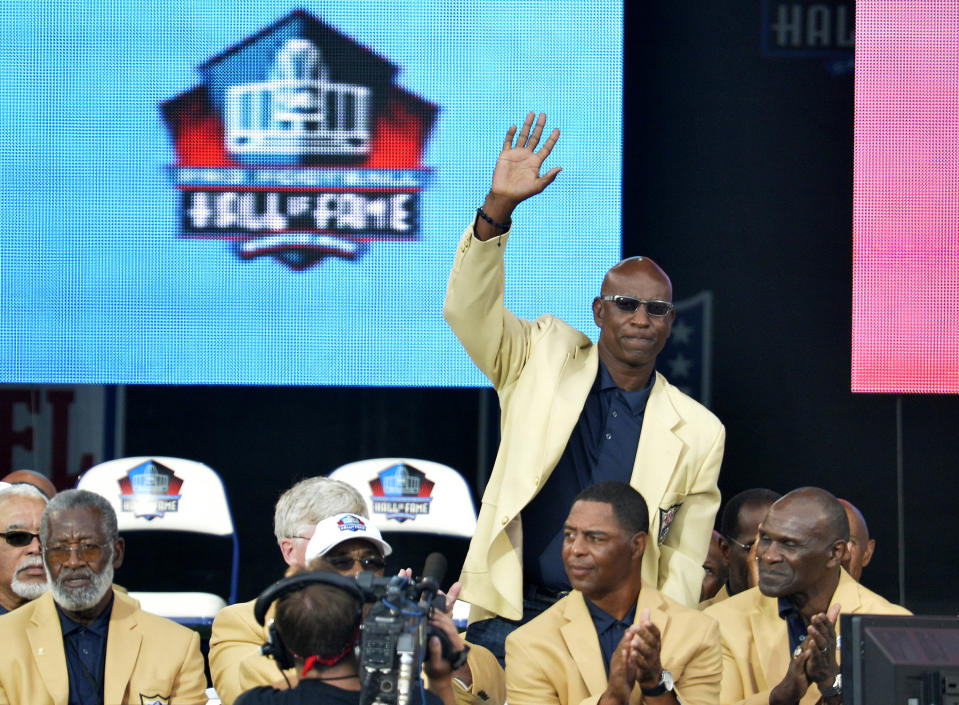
top-left (640, 669), bottom-right (675, 697)
top-left (819, 673), bottom-right (842, 698)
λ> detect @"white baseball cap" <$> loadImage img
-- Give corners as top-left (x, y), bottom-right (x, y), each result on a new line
top-left (305, 513), bottom-right (392, 564)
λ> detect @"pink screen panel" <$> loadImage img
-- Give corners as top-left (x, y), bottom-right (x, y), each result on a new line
top-left (852, 2), bottom-right (959, 393)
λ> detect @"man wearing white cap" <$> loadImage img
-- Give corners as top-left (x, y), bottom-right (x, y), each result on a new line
top-left (210, 477), bottom-right (369, 704)
top-left (304, 512), bottom-right (392, 574)
top-left (212, 481), bottom-right (505, 705)
top-left (300, 514), bottom-right (505, 705)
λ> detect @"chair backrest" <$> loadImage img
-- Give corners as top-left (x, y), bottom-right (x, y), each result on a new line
top-left (76, 457), bottom-right (234, 535)
top-left (328, 458), bottom-right (477, 538)
top-left (75, 456), bottom-right (240, 616)
top-left (329, 458), bottom-right (478, 628)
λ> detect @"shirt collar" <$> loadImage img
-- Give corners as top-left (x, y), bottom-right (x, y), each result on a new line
top-left (57, 593), bottom-right (114, 638)
top-left (777, 596), bottom-right (798, 620)
top-left (584, 596), bottom-right (637, 632)
top-left (597, 360), bottom-right (655, 416)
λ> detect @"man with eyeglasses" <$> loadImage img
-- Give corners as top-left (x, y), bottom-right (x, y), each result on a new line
top-left (703, 487), bottom-right (908, 705)
top-left (303, 513), bottom-right (391, 576)
top-left (444, 112), bottom-right (725, 660)
top-left (701, 488), bottom-right (782, 608)
top-left (0, 489), bottom-right (207, 704)
top-left (210, 476), bottom-right (369, 704)
top-left (210, 480), bottom-right (505, 705)
top-left (0, 483), bottom-right (49, 615)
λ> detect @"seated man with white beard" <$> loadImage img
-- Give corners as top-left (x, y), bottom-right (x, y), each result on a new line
top-left (0, 489), bottom-right (208, 705)
top-left (0, 483), bottom-right (49, 614)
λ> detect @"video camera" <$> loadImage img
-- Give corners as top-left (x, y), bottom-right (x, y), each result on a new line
top-left (255, 552), bottom-right (468, 705)
top-left (355, 552), bottom-right (468, 705)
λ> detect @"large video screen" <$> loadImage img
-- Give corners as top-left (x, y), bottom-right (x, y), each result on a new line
top-left (852, 1), bottom-right (959, 393)
top-left (0, 2), bottom-right (623, 386)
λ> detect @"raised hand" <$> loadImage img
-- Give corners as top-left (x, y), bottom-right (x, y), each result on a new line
top-left (490, 112), bottom-right (562, 205)
top-left (476, 112), bottom-right (562, 240)
top-left (599, 625), bottom-right (641, 705)
top-left (803, 603), bottom-right (842, 688)
top-left (633, 608), bottom-right (666, 688)
top-left (769, 647), bottom-right (812, 705)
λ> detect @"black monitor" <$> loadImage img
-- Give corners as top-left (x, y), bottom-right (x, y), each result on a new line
top-left (841, 614), bottom-right (959, 705)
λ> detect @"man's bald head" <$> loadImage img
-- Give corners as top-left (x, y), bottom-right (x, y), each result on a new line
top-left (773, 487), bottom-right (850, 542)
top-left (755, 487), bottom-right (849, 603)
top-left (838, 498), bottom-right (875, 582)
top-left (600, 257), bottom-right (673, 300)
top-left (2, 471), bottom-right (56, 499)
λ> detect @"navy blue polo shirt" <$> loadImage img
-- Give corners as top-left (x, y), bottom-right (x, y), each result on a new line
top-left (523, 362), bottom-right (654, 592)
top-left (778, 597), bottom-right (808, 656)
top-left (585, 598), bottom-right (637, 675)
top-left (57, 594), bottom-right (113, 705)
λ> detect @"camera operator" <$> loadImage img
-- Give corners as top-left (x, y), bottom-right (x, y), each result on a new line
top-left (235, 571), bottom-right (461, 705)
top-left (304, 514), bottom-right (505, 705)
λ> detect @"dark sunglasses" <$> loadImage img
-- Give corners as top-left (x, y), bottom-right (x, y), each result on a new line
top-left (599, 295), bottom-right (674, 317)
top-left (0, 530), bottom-right (40, 548)
top-left (324, 555), bottom-right (387, 572)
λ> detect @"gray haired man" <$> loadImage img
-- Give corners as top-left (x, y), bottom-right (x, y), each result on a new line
top-left (209, 476), bottom-right (368, 703)
top-left (0, 483), bottom-right (49, 614)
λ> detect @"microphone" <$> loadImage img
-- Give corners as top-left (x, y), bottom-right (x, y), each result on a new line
top-left (421, 552), bottom-right (447, 589)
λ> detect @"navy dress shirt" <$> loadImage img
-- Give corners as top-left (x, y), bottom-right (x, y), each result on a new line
top-left (778, 596), bottom-right (809, 657)
top-left (584, 597), bottom-right (637, 675)
top-left (57, 595), bottom-right (113, 705)
top-left (523, 362), bottom-right (654, 592)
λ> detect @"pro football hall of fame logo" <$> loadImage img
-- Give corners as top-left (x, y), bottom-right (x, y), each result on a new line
top-left (161, 10), bottom-right (438, 271)
top-left (117, 459), bottom-right (184, 520)
top-left (368, 462), bottom-right (434, 523)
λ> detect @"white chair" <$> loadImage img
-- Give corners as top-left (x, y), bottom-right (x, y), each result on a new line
top-left (75, 456), bottom-right (239, 629)
top-left (329, 458), bottom-right (477, 626)
top-left (329, 458), bottom-right (477, 538)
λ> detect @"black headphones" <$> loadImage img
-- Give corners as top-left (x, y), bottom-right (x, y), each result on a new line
top-left (254, 571), bottom-right (365, 672)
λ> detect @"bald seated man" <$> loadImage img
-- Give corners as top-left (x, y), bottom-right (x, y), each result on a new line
top-left (704, 487), bottom-right (909, 705)
top-left (2, 470), bottom-right (56, 499)
top-left (837, 499), bottom-right (874, 582)
top-left (702, 488), bottom-right (781, 608)
top-left (445, 112), bottom-right (724, 662)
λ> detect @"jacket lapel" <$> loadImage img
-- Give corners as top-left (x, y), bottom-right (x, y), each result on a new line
top-left (751, 593), bottom-right (788, 693)
top-left (26, 593), bottom-right (70, 705)
top-left (560, 592), bottom-right (608, 698)
top-left (103, 590), bottom-right (143, 705)
top-left (636, 585), bottom-right (670, 653)
top-left (504, 345), bottom-right (597, 520)
top-left (830, 569), bottom-right (863, 615)
top-left (630, 374), bottom-right (682, 531)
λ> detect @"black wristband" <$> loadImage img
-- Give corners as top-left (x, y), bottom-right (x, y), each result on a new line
top-left (475, 207), bottom-right (511, 231)
top-left (448, 644), bottom-right (470, 670)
